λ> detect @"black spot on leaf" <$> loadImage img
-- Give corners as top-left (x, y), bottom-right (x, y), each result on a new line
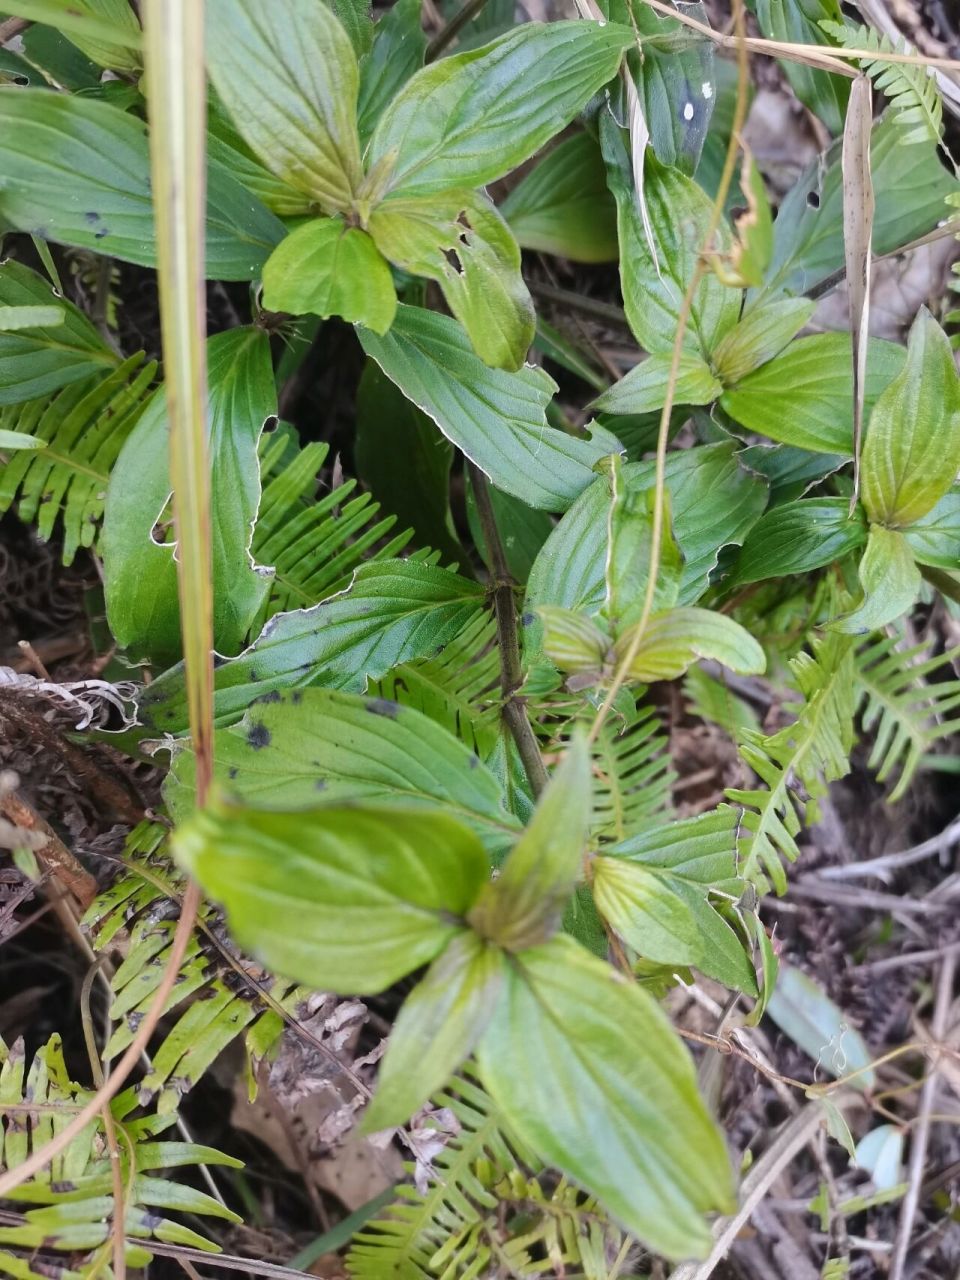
top-left (247, 721), bottom-right (271, 749)
top-left (521, 612), bottom-right (535, 626)
top-left (366, 697), bottom-right (399, 718)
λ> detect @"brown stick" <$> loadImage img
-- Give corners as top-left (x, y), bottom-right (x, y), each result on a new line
top-left (0, 790), bottom-right (97, 911)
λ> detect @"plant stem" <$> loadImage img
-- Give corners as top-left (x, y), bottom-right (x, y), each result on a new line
top-left (468, 462), bottom-right (548, 797)
top-left (427, 0), bottom-right (491, 61)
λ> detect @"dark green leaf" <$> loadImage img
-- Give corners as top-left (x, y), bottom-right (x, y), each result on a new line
top-left (721, 332), bottom-right (906, 453)
top-left (601, 114), bottom-right (740, 358)
top-left (139, 560), bottom-right (485, 733)
top-left (730, 498), bottom-right (867, 585)
top-left (206, 0), bottom-right (363, 213)
top-left (367, 20), bottom-right (632, 197)
top-left (357, 0), bottom-right (426, 145)
top-left (362, 933), bottom-right (506, 1131)
top-left (0, 88), bottom-right (285, 279)
top-left (594, 808), bottom-right (757, 993)
top-left (753, 0), bottom-right (848, 133)
top-left (103, 328), bottom-right (275, 664)
top-left (355, 359), bottom-right (464, 563)
top-left (358, 304), bottom-right (621, 511)
top-left (861, 308), bottom-right (960, 526)
top-left (0, 0), bottom-right (141, 70)
top-left (262, 217), bottom-right (396, 333)
top-left (0, 260), bottom-right (118, 405)
top-left (500, 131), bottom-right (618, 263)
top-left (469, 737), bottom-right (590, 950)
top-left (173, 803), bottom-right (489, 994)
top-left (167, 688), bottom-right (521, 856)
top-left (325, 0), bottom-right (373, 57)
top-left (476, 934), bottom-right (735, 1258)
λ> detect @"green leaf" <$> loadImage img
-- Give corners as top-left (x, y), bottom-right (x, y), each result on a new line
top-left (167, 688), bottom-right (521, 857)
top-left (262, 217), bottom-right (396, 333)
top-left (354, 359), bottom-right (464, 562)
top-left (753, 0), bottom-right (848, 134)
top-left (0, 429), bottom-right (44, 450)
top-left (525, 442), bottom-right (767, 630)
top-left (326, 0), bottom-right (373, 58)
top-left (367, 20), bottom-right (632, 197)
top-left (730, 498), bottom-right (867, 585)
top-left (207, 95), bottom-right (314, 218)
top-left (861, 308), bottom-right (960, 526)
top-left (500, 131), bottom-right (619, 263)
top-left (139, 560), bottom-right (485, 733)
top-left (606, 0), bottom-right (716, 174)
top-left (0, 0), bottom-right (142, 70)
top-left (103, 328), bottom-right (275, 664)
top-left (712, 297), bottom-right (815, 385)
top-left (173, 803), bottom-right (489, 994)
top-left (358, 304), bottom-right (621, 511)
top-left (357, 0), bottom-right (426, 145)
top-left (600, 453), bottom-right (682, 631)
top-left (593, 348), bottom-right (722, 416)
top-left (0, 261), bottom-right (118, 405)
top-left (830, 524), bottom-right (921, 634)
top-left (593, 808), bottom-right (757, 993)
top-left (615, 606), bottom-right (766, 682)
top-left (721, 332), bottom-right (907, 453)
top-left (537, 605), bottom-right (610, 677)
top-left (362, 933), bottom-right (506, 1132)
top-left (766, 963), bottom-right (875, 1088)
top-left (0, 89), bottom-right (285, 279)
top-left (206, 0), bottom-right (363, 214)
top-left (600, 114), bottom-right (740, 358)
top-left (903, 489), bottom-right (960, 569)
top-left (368, 190), bottom-right (534, 369)
top-left (469, 737), bottom-right (591, 950)
top-left (760, 115), bottom-right (956, 302)
top-left (0, 304), bottom-right (65, 330)
top-left (476, 934), bottom-right (735, 1259)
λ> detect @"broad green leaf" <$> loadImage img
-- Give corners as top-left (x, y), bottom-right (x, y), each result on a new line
top-left (600, 113), bottom-right (740, 358)
top-left (604, 0), bottom-right (716, 174)
top-left (537, 605), bottom-right (610, 677)
top-left (139, 560), bottom-right (485, 733)
top-left (168, 689), bottom-right (521, 856)
top-left (0, 89), bottom-right (285, 279)
top-left (357, 0), bottom-right (426, 145)
top-left (525, 443), bottom-right (767, 631)
top-left (469, 737), bottom-right (591, 950)
top-left (368, 190), bottom-right (534, 369)
top-left (830, 524), bottom-right (921, 634)
top-left (730, 498), bottom-right (867, 585)
top-left (476, 934), bottom-right (735, 1258)
top-left (0, 429), bottom-right (44, 450)
top-left (593, 808), bottom-right (757, 993)
top-left (262, 217), bottom-right (396, 333)
top-left (712, 297), bottom-right (815, 385)
top-left (766, 963), bottom-right (875, 1088)
top-left (903, 489), bottom-right (960, 569)
top-left (173, 803), bottom-right (489, 994)
top-left (367, 20), bottom-right (632, 197)
top-left (0, 261), bottom-right (118, 405)
top-left (760, 116), bottom-right (956, 302)
top-left (736, 444), bottom-right (846, 505)
top-left (753, 0), bottom-right (848, 134)
top-left (362, 933), bottom-right (506, 1132)
top-left (207, 96), bottom-right (314, 217)
top-left (354, 359), bottom-right (464, 563)
top-left (103, 328), bottom-right (275, 664)
top-left (0, 0), bottom-right (142, 70)
top-left (615, 606), bottom-right (766, 682)
top-left (721, 333), bottom-right (906, 453)
top-left (206, 0), bottom-right (363, 213)
top-left (358, 305), bottom-right (622, 511)
top-left (326, 0), bottom-right (373, 57)
top-left (500, 131), bottom-right (619, 263)
top-left (0, 305), bottom-right (65, 330)
top-left (861, 309), bottom-right (960, 527)
top-left (600, 453), bottom-right (682, 631)
top-left (593, 349), bottom-right (722, 416)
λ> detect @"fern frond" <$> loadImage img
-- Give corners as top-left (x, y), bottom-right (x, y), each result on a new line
top-left (251, 435), bottom-right (414, 627)
top-left (588, 708), bottom-right (674, 842)
top-left (0, 1032), bottom-right (241, 1273)
top-left (347, 1076), bottom-right (622, 1280)
top-left (820, 20), bottom-right (943, 145)
top-left (370, 609), bottom-right (502, 756)
top-left (854, 636), bottom-right (960, 802)
top-left (729, 634), bottom-right (858, 893)
top-left (83, 821), bottom-right (304, 1113)
top-left (0, 355), bottom-right (156, 563)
